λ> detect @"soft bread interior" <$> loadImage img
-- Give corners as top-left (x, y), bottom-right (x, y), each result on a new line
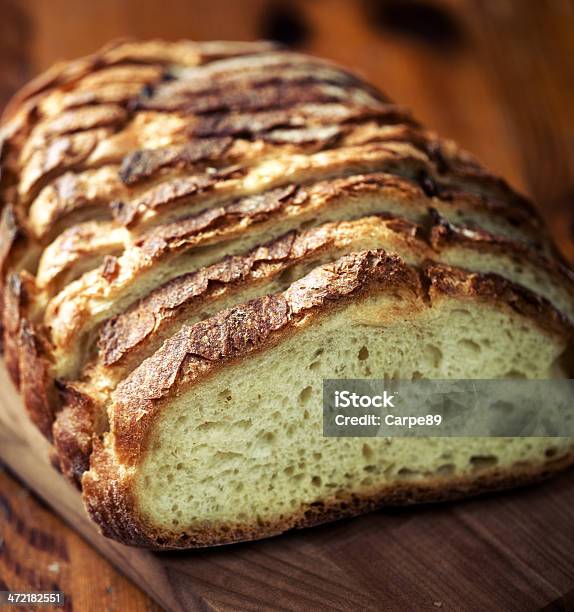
top-left (130, 289), bottom-right (571, 534)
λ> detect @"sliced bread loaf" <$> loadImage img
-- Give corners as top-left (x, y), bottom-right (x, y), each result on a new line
top-left (1, 40), bottom-right (573, 549)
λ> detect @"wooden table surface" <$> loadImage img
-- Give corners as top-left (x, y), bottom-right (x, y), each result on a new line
top-left (1, 0), bottom-right (573, 610)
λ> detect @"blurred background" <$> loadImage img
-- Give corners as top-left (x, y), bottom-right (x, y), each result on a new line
top-left (1, 1), bottom-right (573, 608)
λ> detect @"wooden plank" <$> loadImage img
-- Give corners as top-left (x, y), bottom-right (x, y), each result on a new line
top-left (1, 361), bottom-right (573, 611)
top-left (0, 467), bottom-right (162, 612)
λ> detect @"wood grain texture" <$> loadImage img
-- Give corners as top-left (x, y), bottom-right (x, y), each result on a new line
top-left (1, 0), bottom-right (574, 610)
top-left (0, 466), bottom-right (161, 612)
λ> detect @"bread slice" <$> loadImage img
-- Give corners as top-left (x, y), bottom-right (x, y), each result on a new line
top-left (80, 251), bottom-right (574, 548)
top-left (35, 161), bottom-right (541, 296)
top-left (41, 171), bottom-right (548, 383)
top-left (110, 140), bottom-right (538, 232)
top-left (23, 111), bottom-right (392, 240)
top-left (34, 141), bottom-right (546, 302)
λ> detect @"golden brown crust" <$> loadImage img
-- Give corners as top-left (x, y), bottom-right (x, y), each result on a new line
top-left (426, 262), bottom-right (572, 336)
top-left (2, 271), bottom-right (35, 386)
top-left (19, 128), bottom-right (114, 203)
top-left (82, 434), bottom-right (574, 549)
top-left (119, 136), bottom-right (234, 186)
top-left (0, 38), bottom-right (531, 226)
top-left (7, 52), bottom-right (393, 212)
top-left (23, 104), bottom-right (128, 155)
top-left (0, 205), bottom-right (31, 353)
top-left (139, 75), bottom-right (383, 116)
top-left (7, 66), bottom-right (537, 248)
top-left (28, 166), bottom-right (127, 241)
top-left (187, 104), bottom-right (408, 139)
top-left (429, 210), bottom-right (574, 301)
top-left (53, 383), bottom-right (103, 486)
top-left (18, 319), bottom-right (56, 439)
top-left (19, 118), bottom-right (367, 237)
top-left (0, 204), bottom-right (26, 276)
top-left (15, 118), bottom-right (422, 243)
top-left (42, 182), bottom-right (301, 354)
top-left (97, 213), bottom-right (574, 373)
top-left (35, 221), bottom-right (129, 293)
top-left (1, 39), bottom-right (279, 125)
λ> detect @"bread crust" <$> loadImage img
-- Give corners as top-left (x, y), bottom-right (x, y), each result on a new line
top-left (429, 210), bottom-right (574, 299)
top-left (97, 214), bottom-right (574, 374)
top-left (1, 39), bottom-right (278, 127)
top-left (28, 166), bottom-right (127, 241)
top-left (3, 43), bottom-right (536, 243)
top-left (53, 383), bottom-right (103, 485)
top-left (2, 271), bottom-right (35, 386)
top-left (18, 319), bottom-right (56, 439)
top-left (0, 205), bottom-right (29, 357)
top-left (36, 221), bottom-right (129, 293)
top-left (43, 170), bottom-right (546, 369)
top-left (0, 204), bottom-right (25, 276)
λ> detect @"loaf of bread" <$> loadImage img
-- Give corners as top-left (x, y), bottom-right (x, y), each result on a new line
top-left (1, 39), bottom-right (573, 549)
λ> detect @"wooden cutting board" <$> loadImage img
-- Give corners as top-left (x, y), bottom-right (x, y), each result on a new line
top-left (1, 362), bottom-right (573, 611)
